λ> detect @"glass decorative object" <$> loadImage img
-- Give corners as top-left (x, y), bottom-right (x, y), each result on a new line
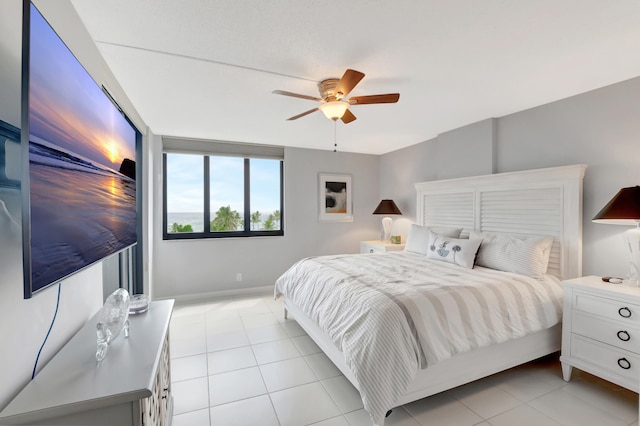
top-left (96, 288), bottom-right (131, 362)
top-left (129, 293), bottom-right (149, 314)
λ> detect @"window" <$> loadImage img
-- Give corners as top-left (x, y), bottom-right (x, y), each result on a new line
top-left (162, 139), bottom-right (284, 240)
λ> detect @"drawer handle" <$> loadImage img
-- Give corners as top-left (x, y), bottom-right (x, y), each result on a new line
top-left (617, 330), bottom-right (631, 342)
top-left (617, 357), bottom-right (631, 370)
top-left (618, 307), bottom-right (632, 318)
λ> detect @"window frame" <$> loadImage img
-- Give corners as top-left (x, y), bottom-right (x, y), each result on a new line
top-left (162, 153), bottom-right (284, 240)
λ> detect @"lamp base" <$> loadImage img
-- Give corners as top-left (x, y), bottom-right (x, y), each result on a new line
top-left (624, 226), bottom-right (640, 284)
top-left (381, 216), bottom-right (392, 242)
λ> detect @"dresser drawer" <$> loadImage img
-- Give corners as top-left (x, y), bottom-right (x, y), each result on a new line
top-left (360, 241), bottom-right (405, 254)
top-left (361, 243), bottom-right (385, 253)
top-left (572, 311), bottom-right (640, 354)
top-left (571, 334), bottom-right (640, 384)
top-left (573, 292), bottom-right (640, 326)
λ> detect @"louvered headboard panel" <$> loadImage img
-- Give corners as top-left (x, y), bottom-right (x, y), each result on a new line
top-left (421, 192), bottom-right (475, 234)
top-left (479, 187), bottom-right (563, 277)
top-left (415, 165), bottom-right (586, 280)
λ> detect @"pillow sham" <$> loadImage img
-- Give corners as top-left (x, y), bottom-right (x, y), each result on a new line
top-left (404, 224), bottom-right (463, 255)
top-left (426, 231), bottom-right (482, 269)
top-left (470, 231), bottom-right (554, 277)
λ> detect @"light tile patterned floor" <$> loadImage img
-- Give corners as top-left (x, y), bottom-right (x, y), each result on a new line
top-left (170, 293), bottom-right (638, 426)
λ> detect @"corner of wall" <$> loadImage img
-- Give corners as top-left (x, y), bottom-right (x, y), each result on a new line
top-left (490, 117), bottom-right (497, 174)
top-left (436, 118), bottom-right (496, 180)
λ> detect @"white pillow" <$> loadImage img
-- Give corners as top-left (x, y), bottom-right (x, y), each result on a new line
top-left (405, 225), bottom-right (463, 255)
top-left (426, 231), bottom-right (482, 269)
top-left (471, 231), bottom-right (554, 277)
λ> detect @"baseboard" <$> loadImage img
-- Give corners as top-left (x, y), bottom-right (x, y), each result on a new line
top-left (156, 285), bottom-right (274, 304)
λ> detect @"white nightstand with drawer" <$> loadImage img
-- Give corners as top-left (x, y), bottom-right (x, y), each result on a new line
top-left (560, 275), bottom-right (640, 392)
top-left (360, 240), bottom-right (405, 254)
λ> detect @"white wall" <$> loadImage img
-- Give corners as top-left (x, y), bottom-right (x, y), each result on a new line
top-left (380, 76), bottom-right (640, 279)
top-left (0, 0), bottom-right (146, 409)
top-left (152, 146), bottom-right (381, 299)
top-left (142, 127), bottom-right (156, 298)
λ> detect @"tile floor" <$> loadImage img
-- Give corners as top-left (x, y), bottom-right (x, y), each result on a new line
top-left (169, 292), bottom-right (638, 426)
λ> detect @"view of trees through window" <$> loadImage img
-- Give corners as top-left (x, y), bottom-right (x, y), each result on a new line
top-left (164, 153), bottom-right (282, 238)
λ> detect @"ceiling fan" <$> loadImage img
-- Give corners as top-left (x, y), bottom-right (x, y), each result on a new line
top-left (273, 69), bottom-right (400, 124)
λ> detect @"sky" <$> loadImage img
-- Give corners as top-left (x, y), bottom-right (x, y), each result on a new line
top-left (166, 154), bottom-right (281, 215)
top-left (29, 4), bottom-right (136, 171)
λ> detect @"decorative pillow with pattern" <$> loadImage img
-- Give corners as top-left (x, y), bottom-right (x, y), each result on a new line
top-left (426, 231), bottom-right (482, 269)
top-left (470, 231), bottom-right (554, 277)
top-left (405, 225), bottom-right (463, 255)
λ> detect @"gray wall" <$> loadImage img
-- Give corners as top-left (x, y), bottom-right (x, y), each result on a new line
top-left (378, 118), bottom-right (497, 239)
top-left (152, 146), bottom-right (381, 299)
top-left (379, 136), bottom-right (437, 239)
top-left (436, 118), bottom-right (496, 180)
top-left (380, 77), bottom-right (640, 278)
top-left (496, 77), bottom-right (640, 278)
top-left (0, 0), bottom-right (146, 409)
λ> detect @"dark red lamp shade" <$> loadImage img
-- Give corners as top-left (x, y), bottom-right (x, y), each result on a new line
top-left (372, 199), bottom-right (402, 215)
top-left (592, 186), bottom-right (640, 225)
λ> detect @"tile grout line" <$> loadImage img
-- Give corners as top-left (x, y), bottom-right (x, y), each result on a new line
top-left (555, 381), bottom-right (639, 425)
top-left (246, 309), bottom-right (284, 426)
top-left (168, 310), bottom-right (209, 422)
top-left (204, 307), bottom-right (212, 426)
top-left (455, 392), bottom-right (526, 422)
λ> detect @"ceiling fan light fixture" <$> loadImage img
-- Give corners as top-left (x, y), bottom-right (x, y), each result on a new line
top-left (319, 101), bottom-right (349, 120)
top-left (274, 69), bottom-right (399, 123)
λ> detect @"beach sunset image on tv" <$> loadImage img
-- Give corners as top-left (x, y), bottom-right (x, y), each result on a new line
top-left (26, 3), bottom-right (138, 295)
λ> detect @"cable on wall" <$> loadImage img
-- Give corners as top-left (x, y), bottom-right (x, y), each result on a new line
top-left (31, 283), bottom-right (61, 380)
top-left (0, 199), bottom-right (20, 228)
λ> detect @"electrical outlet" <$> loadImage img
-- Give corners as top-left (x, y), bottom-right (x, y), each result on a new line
top-left (235, 273), bottom-right (242, 282)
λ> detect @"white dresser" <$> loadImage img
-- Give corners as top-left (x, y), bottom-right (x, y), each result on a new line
top-left (0, 299), bottom-right (174, 425)
top-left (560, 276), bottom-right (640, 392)
top-left (360, 240), bottom-right (405, 254)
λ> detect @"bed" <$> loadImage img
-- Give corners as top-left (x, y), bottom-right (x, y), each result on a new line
top-left (275, 165), bottom-right (586, 425)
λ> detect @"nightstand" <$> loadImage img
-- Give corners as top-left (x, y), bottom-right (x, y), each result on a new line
top-left (360, 240), bottom-right (405, 254)
top-left (560, 275), bottom-right (640, 392)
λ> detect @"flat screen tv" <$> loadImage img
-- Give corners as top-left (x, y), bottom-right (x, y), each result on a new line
top-left (22, 2), bottom-right (140, 298)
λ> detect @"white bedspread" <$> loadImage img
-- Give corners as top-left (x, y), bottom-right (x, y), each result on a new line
top-left (274, 252), bottom-right (562, 426)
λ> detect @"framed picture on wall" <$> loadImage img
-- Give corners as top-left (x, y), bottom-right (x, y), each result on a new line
top-left (319, 173), bottom-right (353, 222)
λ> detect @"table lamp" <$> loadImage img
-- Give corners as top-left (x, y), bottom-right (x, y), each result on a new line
top-left (592, 186), bottom-right (640, 283)
top-left (372, 199), bottom-right (402, 242)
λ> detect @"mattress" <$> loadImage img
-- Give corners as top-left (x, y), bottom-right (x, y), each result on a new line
top-left (274, 251), bottom-right (562, 426)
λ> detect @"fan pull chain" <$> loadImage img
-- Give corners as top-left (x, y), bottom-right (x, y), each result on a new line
top-left (333, 119), bottom-right (338, 152)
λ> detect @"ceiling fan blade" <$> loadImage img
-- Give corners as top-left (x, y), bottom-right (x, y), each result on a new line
top-left (340, 109), bottom-right (357, 124)
top-left (348, 93), bottom-right (400, 105)
top-left (273, 90), bottom-right (323, 102)
top-left (286, 108), bottom-right (319, 121)
top-left (334, 69), bottom-right (365, 99)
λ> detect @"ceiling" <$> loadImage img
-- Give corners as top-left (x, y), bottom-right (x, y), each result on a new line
top-left (69, 0), bottom-right (640, 155)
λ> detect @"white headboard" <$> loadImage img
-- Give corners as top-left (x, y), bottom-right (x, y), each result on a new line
top-left (414, 165), bottom-right (586, 280)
